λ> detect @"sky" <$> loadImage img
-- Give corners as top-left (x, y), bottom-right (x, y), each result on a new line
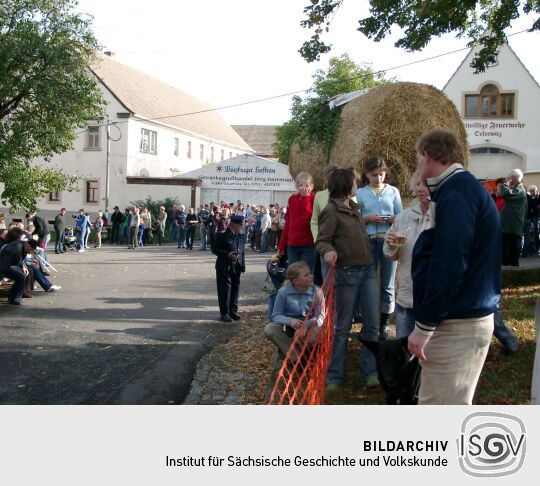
top-left (76, 0), bottom-right (540, 126)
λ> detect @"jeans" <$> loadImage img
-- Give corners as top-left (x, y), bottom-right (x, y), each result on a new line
top-left (121, 225), bottom-right (129, 245)
top-left (1, 266), bottom-right (26, 302)
top-left (287, 244), bottom-right (316, 274)
top-left (137, 226), bottom-right (144, 246)
top-left (200, 226), bottom-right (208, 250)
top-left (395, 303), bottom-right (415, 339)
top-left (177, 226), bottom-right (186, 248)
top-left (327, 265), bottom-right (378, 384)
top-left (169, 222), bottom-right (178, 242)
top-left (261, 229), bottom-right (269, 252)
top-left (55, 229), bottom-right (65, 253)
top-left (77, 227), bottom-right (86, 249)
top-left (320, 256), bottom-right (329, 281)
top-left (493, 310), bottom-right (518, 350)
top-left (31, 265), bottom-right (52, 291)
top-left (369, 238), bottom-right (397, 314)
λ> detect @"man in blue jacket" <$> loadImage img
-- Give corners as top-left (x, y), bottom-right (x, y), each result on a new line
top-left (408, 129), bottom-right (501, 405)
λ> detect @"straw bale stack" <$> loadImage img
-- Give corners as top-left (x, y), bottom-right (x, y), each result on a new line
top-left (329, 82), bottom-right (468, 195)
top-left (289, 142), bottom-right (328, 190)
top-left (288, 82), bottom-right (467, 195)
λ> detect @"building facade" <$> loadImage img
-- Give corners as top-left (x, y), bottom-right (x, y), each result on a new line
top-left (2, 52), bottom-right (253, 220)
top-left (444, 41), bottom-right (540, 184)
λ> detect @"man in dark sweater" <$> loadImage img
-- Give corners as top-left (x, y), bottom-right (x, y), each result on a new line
top-left (26, 212), bottom-right (50, 248)
top-left (110, 206), bottom-right (124, 244)
top-left (409, 129), bottom-right (501, 405)
top-left (54, 208), bottom-right (66, 254)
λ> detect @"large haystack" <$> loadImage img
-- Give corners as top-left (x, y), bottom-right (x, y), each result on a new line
top-left (329, 82), bottom-right (468, 195)
top-left (289, 142), bottom-right (328, 190)
top-left (289, 82), bottom-right (467, 195)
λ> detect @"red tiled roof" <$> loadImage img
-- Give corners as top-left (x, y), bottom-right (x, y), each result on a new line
top-left (90, 53), bottom-right (252, 151)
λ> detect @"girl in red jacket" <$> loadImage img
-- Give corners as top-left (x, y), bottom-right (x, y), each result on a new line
top-left (278, 172), bottom-right (316, 271)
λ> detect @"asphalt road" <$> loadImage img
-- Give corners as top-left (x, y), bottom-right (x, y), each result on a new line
top-left (0, 243), bottom-right (269, 404)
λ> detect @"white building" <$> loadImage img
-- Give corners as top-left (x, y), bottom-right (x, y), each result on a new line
top-left (444, 41), bottom-right (540, 184)
top-left (2, 52), bottom-right (253, 219)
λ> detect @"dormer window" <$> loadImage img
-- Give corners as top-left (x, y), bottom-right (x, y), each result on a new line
top-left (464, 84), bottom-right (515, 118)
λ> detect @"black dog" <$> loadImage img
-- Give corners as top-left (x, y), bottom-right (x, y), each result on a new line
top-left (361, 337), bottom-right (421, 405)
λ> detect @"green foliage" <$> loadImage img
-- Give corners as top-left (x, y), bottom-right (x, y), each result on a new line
top-left (129, 196), bottom-right (179, 219)
top-left (300, 1), bottom-right (540, 72)
top-left (0, 0), bottom-right (106, 211)
top-left (276, 53), bottom-right (390, 163)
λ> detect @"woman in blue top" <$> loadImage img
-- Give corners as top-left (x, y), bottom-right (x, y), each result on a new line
top-left (356, 156), bottom-right (403, 340)
top-left (263, 261), bottom-right (325, 401)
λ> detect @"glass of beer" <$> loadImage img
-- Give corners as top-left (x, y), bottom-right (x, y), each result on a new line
top-left (394, 232), bottom-right (407, 246)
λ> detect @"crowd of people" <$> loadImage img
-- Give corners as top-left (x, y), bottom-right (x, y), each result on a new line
top-left (261, 128), bottom-right (534, 405)
top-left (1, 128), bottom-right (538, 405)
top-left (0, 220), bottom-right (61, 306)
top-left (40, 202), bottom-right (289, 254)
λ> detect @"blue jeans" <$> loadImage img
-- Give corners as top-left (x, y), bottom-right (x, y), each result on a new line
top-left (287, 244), bottom-right (316, 273)
top-left (261, 229), bottom-right (269, 252)
top-left (200, 226), bottom-right (208, 250)
top-left (320, 256), bottom-right (329, 281)
top-left (494, 310), bottom-right (518, 350)
top-left (327, 265), bottom-right (378, 384)
top-left (55, 229), bottom-right (64, 253)
top-left (395, 303), bottom-right (415, 339)
top-left (31, 265), bottom-right (52, 291)
top-left (1, 266), bottom-right (25, 302)
top-left (137, 225), bottom-right (144, 246)
top-left (121, 225), bottom-right (129, 244)
top-left (370, 238), bottom-right (397, 314)
top-left (177, 226), bottom-right (186, 247)
top-left (77, 227), bottom-right (87, 249)
top-left (169, 222), bottom-right (178, 242)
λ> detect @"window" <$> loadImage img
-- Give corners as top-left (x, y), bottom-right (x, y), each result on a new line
top-left (187, 141), bottom-right (192, 159)
top-left (49, 191), bottom-right (61, 202)
top-left (220, 149), bottom-right (225, 161)
top-left (85, 125), bottom-right (100, 149)
top-left (210, 147), bottom-right (215, 162)
top-left (86, 180), bottom-right (99, 203)
top-left (140, 128), bottom-right (157, 153)
top-left (200, 144), bottom-right (204, 161)
top-left (464, 84), bottom-right (515, 118)
top-left (470, 147), bottom-right (514, 154)
top-left (173, 138), bottom-right (179, 156)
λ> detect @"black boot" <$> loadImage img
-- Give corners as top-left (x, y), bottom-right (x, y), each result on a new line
top-left (379, 312), bottom-right (390, 340)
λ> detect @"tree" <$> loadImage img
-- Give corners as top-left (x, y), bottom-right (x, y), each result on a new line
top-left (299, 1), bottom-right (540, 72)
top-left (0, 0), bottom-right (105, 211)
top-left (276, 53), bottom-right (391, 163)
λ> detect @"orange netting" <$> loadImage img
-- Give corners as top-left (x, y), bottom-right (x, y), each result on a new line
top-left (267, 267), bottom-right (335, 405)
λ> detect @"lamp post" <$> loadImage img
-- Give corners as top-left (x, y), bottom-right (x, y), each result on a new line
top-left (105, 116), bottom-right (111, 211)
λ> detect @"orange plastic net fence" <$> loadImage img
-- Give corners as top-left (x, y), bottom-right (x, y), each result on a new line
top-left (267, 267), bottom-right (335, 405)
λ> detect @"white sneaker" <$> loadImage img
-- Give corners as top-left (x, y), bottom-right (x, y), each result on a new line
top-left (48, 285), bottom-right (62, 292)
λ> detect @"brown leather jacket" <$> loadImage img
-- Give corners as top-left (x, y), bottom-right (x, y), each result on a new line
top-left (315, 198), bottom-right (372, 268)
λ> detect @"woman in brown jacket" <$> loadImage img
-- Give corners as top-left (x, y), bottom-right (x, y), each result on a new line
top-left (315, 168), bottom-right (379, 391)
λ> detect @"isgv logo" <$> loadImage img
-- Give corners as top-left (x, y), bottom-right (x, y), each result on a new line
top-left (457, 412), bottom-right (526, 477)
